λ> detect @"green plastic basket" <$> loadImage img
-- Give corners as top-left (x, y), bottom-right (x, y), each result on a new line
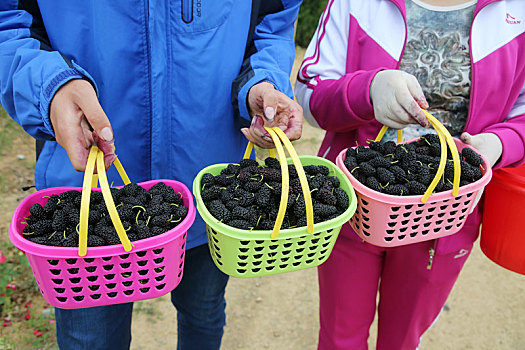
top-left (193, 156), bottom-right (357, 278)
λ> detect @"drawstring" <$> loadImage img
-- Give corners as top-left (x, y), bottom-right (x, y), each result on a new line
top-left (427, 248), bottom-right (435, 270)
top-left (427, 240), bottom-right (438, 270)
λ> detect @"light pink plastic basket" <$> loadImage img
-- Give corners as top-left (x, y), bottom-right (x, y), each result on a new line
top-left (336, 138), bottom-right (492, 247)
top-left (9, 180), bottom-right (196, 309)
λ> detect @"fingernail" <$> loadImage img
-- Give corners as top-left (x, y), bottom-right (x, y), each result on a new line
top-left (262, 135), bottom-right (272, 141)
top-left (418, 113), bottom-right (428, 127)
top-left (100, 127), bottom-right (113, 142)
top-left (105, 154), bottom-right (117, 170)
top-left (265, 107), bottom-right (275, 122)
top-left (107, 153), bottom-right (117, 163)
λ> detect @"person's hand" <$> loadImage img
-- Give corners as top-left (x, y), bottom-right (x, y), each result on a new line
top-left (370, 70), bottom-right (430, 129)
top-left (460, 132), bottom-right (502, 167)
top-left (242, 82), bottom-right (303, 149)
top-left (460, 132), bottom-right (502, 213)
top-left (50, 79), bottom-right (116, 172)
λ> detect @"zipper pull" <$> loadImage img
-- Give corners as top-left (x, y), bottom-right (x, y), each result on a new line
top-left (427, 248), bottom-right (435, 270)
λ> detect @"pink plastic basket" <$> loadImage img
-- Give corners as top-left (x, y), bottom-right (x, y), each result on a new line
top-left (336, 138), bottom-right (492, 247)
top-left (9, 179), bottom-right (196, 309)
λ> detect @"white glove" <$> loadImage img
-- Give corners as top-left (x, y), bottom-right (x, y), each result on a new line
top-left (460, 132), bottom-right (503, 213)
top-left (370, 70), bottom-right (430, 128)
top-left (460, 132), bottom-right (503, 168)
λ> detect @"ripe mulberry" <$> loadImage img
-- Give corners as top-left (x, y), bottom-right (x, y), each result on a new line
top-left (462, 147), bottom-right (483, 167)
top-left (334, 188), bottom-right (349, 211)
top-left (376, 168), bottom-right (395, 184)
top-left (368, 156), bottom-right (392, 168)
top-left (265, 157), bottom-right (280, 169)
top-left (384, 184), bottom-right (409, 196)
top-left (365, 177), bottom-right (382, 192)
top-left (406, 181), bottom-right (427, 195)
top-left (240, 159), bottom-right (258, 168)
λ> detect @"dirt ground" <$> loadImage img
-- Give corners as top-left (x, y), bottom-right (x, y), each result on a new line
top-left (129, 48), bottom-right (525, 350)
top-left (129, 124), bottom-right (525, 350)
top-left (0, 48), bottom-right (523, 349)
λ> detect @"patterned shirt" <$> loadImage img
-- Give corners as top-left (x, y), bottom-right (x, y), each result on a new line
top-left (384, 0), bottom-right (476, 142)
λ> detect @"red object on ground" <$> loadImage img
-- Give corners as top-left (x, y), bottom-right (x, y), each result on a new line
top-left (481, 164), bottom-right (525, 275)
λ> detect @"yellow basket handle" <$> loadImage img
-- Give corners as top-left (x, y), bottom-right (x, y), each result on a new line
top-left (244, 128), bottom-right (314, 238)
top-left (423, 111), bottom-right (461, 196)
top-left (243, 142), bottom-right (275, 159)
top-left (374, 111), bottom-right (460, 202)
top-left (263, 128), bottom-right (290, 239)
top-left (89, 157), bottom-right (129, 188)
top-left (421, 122), bottom-right (447, 202)
top-left (78, 146), bottom-right (132, 256)
top-left (374, 127), bottom-right (404, 144)
top-left (270, 127), bottom-right (314, 234)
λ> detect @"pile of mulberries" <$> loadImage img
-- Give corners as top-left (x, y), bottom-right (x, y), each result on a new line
top-left (344, 133), bottom-right (484, 195)
top-left (21, 182), bottom-right (188, 247)
top-left (201, 158), bottom-right (349, 230)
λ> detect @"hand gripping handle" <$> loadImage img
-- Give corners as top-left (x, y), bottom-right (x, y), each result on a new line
top-left (78, 146), bottom-right (132, 256)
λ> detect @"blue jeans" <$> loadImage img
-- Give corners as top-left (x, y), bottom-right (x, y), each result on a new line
top-left (55, 244), bottom-right (229, 350)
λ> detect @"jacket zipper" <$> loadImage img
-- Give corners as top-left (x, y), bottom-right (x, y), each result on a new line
top-left (427, 247), bottom-right (435, 270)
top-left (181, 0), bottom-right (194, 23)
top-left (144, 0), bottom-right (153, 180)
top-left (462, 2), bottom-right (480, 133)
top-left (392, 1), bottom-right (408, 69)
top-left (394, 0), bottom-right (479, 132)
top-left (427, 239), bottom-right (438, 270)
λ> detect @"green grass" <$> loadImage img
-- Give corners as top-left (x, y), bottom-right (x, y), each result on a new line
top-left (0, 106), bottom-right (35, 192)
top-left (0, 107), bottom-right (56, 348)
top-left (0, 106), bottom-right (22, 152)
top-left (0, 336), bottom-right (16, 350)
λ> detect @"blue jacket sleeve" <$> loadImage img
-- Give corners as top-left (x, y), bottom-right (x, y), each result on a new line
top-left (0, 3), bottom-right (94, 140)
top-left (231, 0), bottom-right (301, 121)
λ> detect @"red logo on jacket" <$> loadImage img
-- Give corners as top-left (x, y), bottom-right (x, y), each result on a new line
top-left (506, 13), bottom-right (521, 25)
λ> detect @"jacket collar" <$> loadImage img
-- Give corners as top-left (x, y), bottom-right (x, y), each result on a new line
top-left (475, 0), bottom-right (503, 8)
top-left (388, 0), bottom-right (405, 13)
top-left (387, 0), bottom-right (504, 14)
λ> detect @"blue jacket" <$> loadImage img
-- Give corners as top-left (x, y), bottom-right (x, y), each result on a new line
top-left (0, 0), bottom-right (301, 249)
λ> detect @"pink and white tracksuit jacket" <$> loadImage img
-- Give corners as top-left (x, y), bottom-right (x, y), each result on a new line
top-left (296, 0), bottom-right (525, 255)
top-left (295, 0), bottom-right (525, 349)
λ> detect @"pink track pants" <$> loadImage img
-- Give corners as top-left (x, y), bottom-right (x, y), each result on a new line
top-left (318, 224), bottom-right (472, 350)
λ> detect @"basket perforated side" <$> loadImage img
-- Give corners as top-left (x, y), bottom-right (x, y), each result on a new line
top-left (349, 192), bottom-right (477, 246)
top-left (9, 179), bottom-right (195, 309)
top-left (336, 138), bottom-right (492, 247)
top-left (27, 235), bottom-right (186, 308)
top-left (206, 225), bottom-right (341, 278)
top-left (194, 156), bottom-right (357, 278)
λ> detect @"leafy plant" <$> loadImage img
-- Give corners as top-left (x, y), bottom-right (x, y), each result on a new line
top-left (0, 336), bottom-right (16, 350)
top-left (296, 0), bottom-right (327, 48)
top-left (0, 237), bottom-right (57, 349)
top-left (0, 241), bottom-right (29, 315)
top-left (0, 107), bottom-right (57, 349)
top-left (24, 306), bottom-right (56, 349)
